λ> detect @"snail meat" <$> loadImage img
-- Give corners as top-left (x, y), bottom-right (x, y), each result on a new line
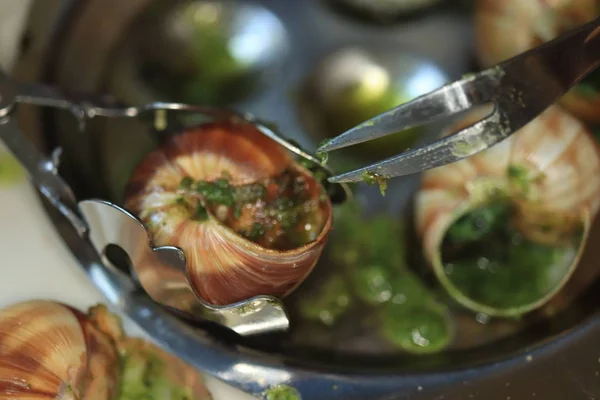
top-left (124, 121), bottom-right (333, 305)
top-left (415, 105), bottom-right (600, 316)
top-left (0, 300), bottom-right (212, 400)
top-left (474, 0), bottom-right (600, 123)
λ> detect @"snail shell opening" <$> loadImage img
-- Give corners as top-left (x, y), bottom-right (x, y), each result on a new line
top-left (124, 121), bottom-right (334, 306)
top-left (415, 105), bottom-right (600, 317)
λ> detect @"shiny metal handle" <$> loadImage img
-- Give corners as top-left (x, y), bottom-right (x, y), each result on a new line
top-left (0, 118), bottom-right (88, 237)
top-left (0, 71), bottom-right (88, 237)
top-left (9, 79), bottom-right (124, 130)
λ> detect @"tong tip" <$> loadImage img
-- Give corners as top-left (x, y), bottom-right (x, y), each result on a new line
top-left (327, 167), bottom-right (371, 184)
top-left (316, 119), bottom-right (379, 153)
top-left (316, 136), bottom-right (345, 153)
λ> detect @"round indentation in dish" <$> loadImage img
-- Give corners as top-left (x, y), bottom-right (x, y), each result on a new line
top-left (132, 0), bottom-right (290, 106)
top-left (325, 0), bottom-right (443, 22)
top-left (296, 46), bottom-right (448, 163)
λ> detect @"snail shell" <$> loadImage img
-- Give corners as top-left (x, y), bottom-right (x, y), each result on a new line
top-left (0, 300), bottom-right (120, 400)
top-left (415, 105), bottom-right (600, 316)
top-left (474, 0), bottom-right (600, 122)
top-left (0, 301), bottom-right (213, 400)
top-left (124, 121), bottom-right (333, 305)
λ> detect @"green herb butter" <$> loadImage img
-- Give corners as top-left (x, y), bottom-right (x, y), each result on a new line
top-left (263, 385), bottom-right (301, 400)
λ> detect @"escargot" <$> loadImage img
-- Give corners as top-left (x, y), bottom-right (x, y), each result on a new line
top-left (474, 0), bottom-right (600, 123)
top-left (0, 300), bottom-right (213, 400)
top-left (415, 105), bottom-right (600, 317)
top-left (124, 121), bottom-right (333, 305)
top-left (0, 300), bottom-right (120, 399)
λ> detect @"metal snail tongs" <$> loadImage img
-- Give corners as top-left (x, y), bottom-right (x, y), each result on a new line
top-left (0, 69), bottom-right (350, 337)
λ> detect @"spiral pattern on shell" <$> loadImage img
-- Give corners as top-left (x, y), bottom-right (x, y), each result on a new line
top-left (124, 121), bottom-right (333, 305)
top-left (415, 105), bottom-right (600, 315)
top-left (474, 0), bottom-right (600, 122)
top-left (475, 0), bottom-right (598, 67)
top-left (0, 300), bottom-right (120, 400)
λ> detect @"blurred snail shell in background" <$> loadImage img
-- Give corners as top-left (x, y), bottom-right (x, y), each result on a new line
top-left (474, 0), bottom-right (600, 123)
top-left (0, 300), bottom-right (120, 400)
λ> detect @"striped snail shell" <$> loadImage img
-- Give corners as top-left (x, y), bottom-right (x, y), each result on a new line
top-left (415, 105), bottom-right (600, 316)
top-left (474, 0), bottom-right (600, 123)
top-left (124, 121), bottom-right (333, 305)
top-left (0, 300), bottom-right (120, 400)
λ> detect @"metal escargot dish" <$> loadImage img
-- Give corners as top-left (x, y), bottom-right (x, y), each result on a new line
top-left (123, 120), bottom-right (334, 306)
top-left (415, 105), bottom-right (600, 317)
top-left (0, 300), bottom-right (213, 400)
top-left (474, 0), bottom-right (600, 123)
